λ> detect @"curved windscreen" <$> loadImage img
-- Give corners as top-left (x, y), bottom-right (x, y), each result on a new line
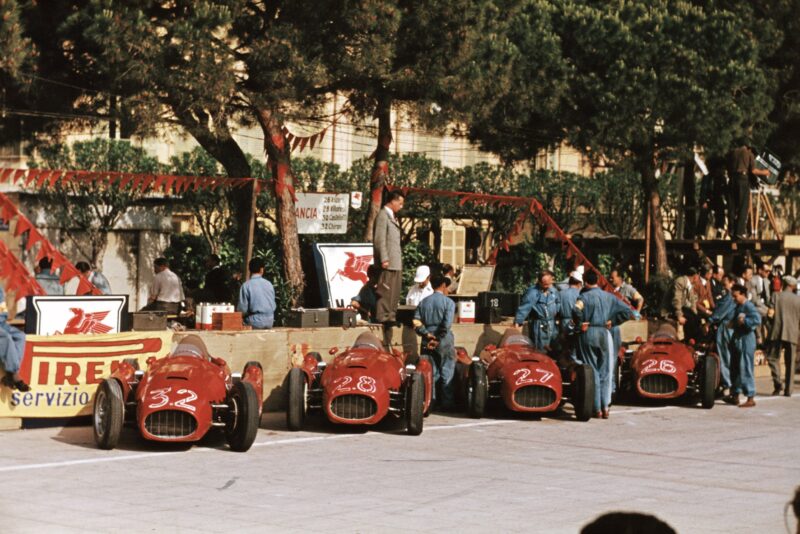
top-left (353, 332), bottom-right (383, 351)
top-left (499, 330), bottom-right (534, 348)
top-left (652, 323), bottom-right (678, 340)
top-left (171, 334), bottom-right (212, 359)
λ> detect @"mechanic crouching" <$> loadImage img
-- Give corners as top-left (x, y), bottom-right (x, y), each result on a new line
top-left (413, 274), bottom-right (456, 411)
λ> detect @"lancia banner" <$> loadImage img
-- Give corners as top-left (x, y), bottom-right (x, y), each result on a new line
top-left (0, 331), bottom-right (173, 418)
top-left (313, 243), bottom-right (373, 308)
top-left (295, 192), bottom-right (349, 234)
top-left (25, 295), bottom-right (129, 335)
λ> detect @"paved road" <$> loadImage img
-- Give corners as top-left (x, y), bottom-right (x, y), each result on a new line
top-left (2, 379), bottom-right (798, 533)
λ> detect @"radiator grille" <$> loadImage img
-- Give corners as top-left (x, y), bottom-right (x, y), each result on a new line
top-left (639, 374), bottom-right (679, 395)
top-left (330, 394), bottom-right (377, 421)
top-left (513, 385), bottom-right (557, 408)
top-left (144, 410), bottom-right (197, 439)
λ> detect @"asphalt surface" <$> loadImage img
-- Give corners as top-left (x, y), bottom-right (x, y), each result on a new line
top-left (1, 376), bottom-right (798, 533)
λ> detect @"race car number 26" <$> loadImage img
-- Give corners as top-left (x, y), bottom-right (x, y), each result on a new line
top-left (642, 359), bottom-right (676, 374)
top-left (147, 387), bottom-right (198, 412)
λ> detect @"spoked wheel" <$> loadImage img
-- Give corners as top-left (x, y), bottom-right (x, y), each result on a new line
top-left (225, 381), bottom-right (260, 452)
top-left (286, 368), bottom-right (307, 431)
top-left (406, 372), bottom-right (425, 435)
top-left (467, 362), bottom-right (488, 419)
top-left (93, 379), bottom-right (124, 450)
top-left (573, 364), bottom-right (595, 422)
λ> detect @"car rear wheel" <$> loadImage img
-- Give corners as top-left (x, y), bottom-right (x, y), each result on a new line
top-left (573, 364), bottom-right (595, 422)
top-left (226, 381), bottom-right (260, 452)
top-left (701, 356), bottom-right (718, 409)
top-left (93, 379), bottom-right (124, 450)
top-left (286, 368), bottom-right (306, 431)
top-left (467, 363), bottom-right (487, 419)
top-left (406, 372), bottom-right (425, 435)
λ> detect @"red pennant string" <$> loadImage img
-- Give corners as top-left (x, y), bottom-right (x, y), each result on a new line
top-left (0, 168), bottom-right (13, 183)
top-left (59, 264), bottom-right (79, 285)
top-left (13, 216), bottom-right (32, 237)
top-left (12, 169), bottom-right (25, 184)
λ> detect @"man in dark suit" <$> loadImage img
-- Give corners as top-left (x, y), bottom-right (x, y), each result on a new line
top-left (767, 276), bottom-right (800, 396)
top-left (373, 190), bottom-right (405, 346)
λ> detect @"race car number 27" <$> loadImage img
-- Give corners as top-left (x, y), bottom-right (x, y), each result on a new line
top-left (642, 359), bottom-right (676, 374)
top-left (147, 387), bottom-right (198, 412)
top-left (514, 368), bottom-right (554, 386)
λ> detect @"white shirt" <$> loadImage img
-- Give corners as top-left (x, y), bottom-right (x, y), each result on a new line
top-left (150, 269), bottom-right (184, 303)
top-left (406, 283), bottom-right (433, 306)
top-left (384, 205), bottom-right (396, 221)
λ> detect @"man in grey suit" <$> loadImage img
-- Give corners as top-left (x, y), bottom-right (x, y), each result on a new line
top-left (767, 276), bottom-right (800, 396)
top-left (373, 190), bottom-right (405, 345)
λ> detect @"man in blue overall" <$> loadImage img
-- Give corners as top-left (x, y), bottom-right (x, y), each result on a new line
top-left (413, 274), bottom-right (456, 410)
top-left (515, 270), bottom-right (560, 351)
top-left (558, 270), bottom-right (583, 362)
top-left (709, 275), bottom-right (736, 397)
top-left (726, 284), bottom-right (761, 407)
top-left (0, 287), bottom-right (30, 391)
top-left (237, 258), bottom-right (276, 329)
top-left (574, 270), bottom-right (633, 418)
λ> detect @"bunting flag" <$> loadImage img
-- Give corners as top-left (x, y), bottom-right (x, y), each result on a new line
top-left (0, 192), bottom-right (102, 296)
top-left (281, 126), bottom-right (329, 155)
top-left (0, 167), bottom-right (265, 196)
top-left (384, 184), bottom-right (633, 309)
top-left (0, 239), bottom-right (45, 298)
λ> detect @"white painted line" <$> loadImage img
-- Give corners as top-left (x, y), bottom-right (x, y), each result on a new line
top-left (425, 419), bottom-right (516, 431)
top-left (0, 451), bottom-right (181, 473)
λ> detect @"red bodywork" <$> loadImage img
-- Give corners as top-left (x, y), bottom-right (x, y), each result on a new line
top-left (299, 334), bottom-right (432, 426)
top-left (109, 341), bottom-right (263, 442)
top-left (478, 333), bottom-right (564, 413)
top-left (621, 333), bottom-right (720, 401)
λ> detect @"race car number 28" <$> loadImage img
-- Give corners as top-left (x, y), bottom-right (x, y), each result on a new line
top-left (147, 387), bottom-right (198, 412)
top-left (332, 376), bottom-right (377, 393)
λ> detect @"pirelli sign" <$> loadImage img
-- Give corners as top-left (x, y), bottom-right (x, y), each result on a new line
top-left (0, 332), bottom-right (173, 418)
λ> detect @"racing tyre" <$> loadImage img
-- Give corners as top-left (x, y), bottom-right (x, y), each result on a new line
top-left (226, 381), bottom-right (260, 452)
top-left (700, 356), bottom-right (718, 409)
top-left (467, 363), bottom-right (488, 419)
top-left (93, 379), bottom-right (124, 450)
top-left (406, 372), bottom-right (425, 435)
top-left (574, 364), bottom-right (595, 422)
top-left (286, 367), bottom-right (306, 431)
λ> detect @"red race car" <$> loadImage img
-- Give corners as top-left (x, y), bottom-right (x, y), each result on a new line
top-left (617, 324), bottom-right (719, 408)
top-left (93, 335), bottom-right (263, 452)
top-left (457, 329), bottom-right (595, 421)
top-left (286, 332), bottom-right (433, 435)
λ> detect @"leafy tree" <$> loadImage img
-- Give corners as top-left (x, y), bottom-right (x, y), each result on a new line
top-left (168, 147), bottom-right (231, 254)
top-left (555, 0), bottom-right (774, 275)
top-left (31, 138), bottom-right (162, 268)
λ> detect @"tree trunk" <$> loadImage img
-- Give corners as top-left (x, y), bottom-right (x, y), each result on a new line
top-left (256, 107), bottom-right (305, 306)
top-left (637, 156), bottom-right (669, 276)
top-left (364, 95), bottom-right (393, 242)
top-left (681, 159), bottom-right (696, 239)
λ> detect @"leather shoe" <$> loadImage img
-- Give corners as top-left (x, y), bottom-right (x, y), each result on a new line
top-left (601, 409), bottom-right (609, 419)
top-left (739, 397), bottom-right (756, 408)
top-left (772, 385), bottom-right (783, 396)
top-left (723, 394), bottom-right (740, 405)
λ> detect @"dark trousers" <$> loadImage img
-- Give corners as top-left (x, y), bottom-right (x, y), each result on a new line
top-left (730, 173), bottom-right (750, 238)
top-left (375, 269), bottom-right (401, 323)
top-left (767, 341), bottom-right (796, 395)
top-left (697, 197), bottom-right (726, 235)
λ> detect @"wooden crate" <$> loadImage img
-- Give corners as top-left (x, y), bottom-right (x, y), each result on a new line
top-left (212, 311), bottom-right (244, 331)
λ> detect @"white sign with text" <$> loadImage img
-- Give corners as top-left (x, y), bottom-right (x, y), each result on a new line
top-left (295, 193), bottom-right (349, 234)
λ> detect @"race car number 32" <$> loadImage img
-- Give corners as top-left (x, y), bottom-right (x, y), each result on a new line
top-left (148, 387), bottom-right (198, 412)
